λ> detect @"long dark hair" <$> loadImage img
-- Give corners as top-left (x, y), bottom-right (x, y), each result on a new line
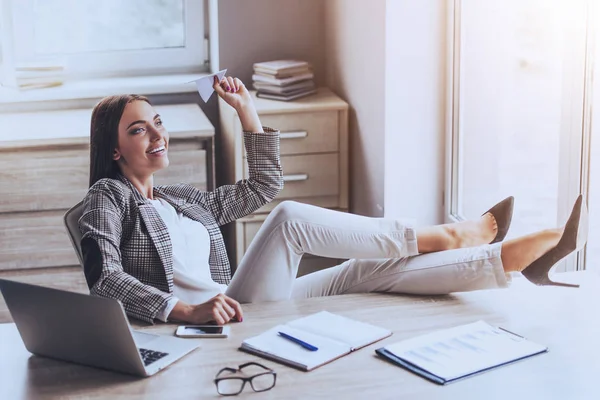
top-left (89, 94), bottom-right (150, 187)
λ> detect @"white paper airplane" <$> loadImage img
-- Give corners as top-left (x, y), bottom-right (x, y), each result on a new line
top-left (189, 69), bottom-right (227, 102)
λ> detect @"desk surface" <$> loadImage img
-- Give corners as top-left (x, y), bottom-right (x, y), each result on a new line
top-left (1, 272), bottom-right (599, 400)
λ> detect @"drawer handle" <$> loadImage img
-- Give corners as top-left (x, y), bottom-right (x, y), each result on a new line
top-left (283, 173), bottom-right (309, 182)
top-left (280, 131), bottom-right (308, 139)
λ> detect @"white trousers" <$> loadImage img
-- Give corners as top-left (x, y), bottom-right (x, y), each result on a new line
top-left (225, 201), bottom-right (510, 303)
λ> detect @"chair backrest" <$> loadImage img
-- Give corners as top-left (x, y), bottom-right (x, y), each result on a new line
top-left (64, 201), bottom-right (84, 267)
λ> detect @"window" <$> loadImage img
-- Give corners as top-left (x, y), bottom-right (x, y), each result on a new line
top-left (446, 0), bottom-right (589, 271)
top-left (0, 0), bottom-right (208, 80)
top-left (584, 2), bottom-right (600, 273)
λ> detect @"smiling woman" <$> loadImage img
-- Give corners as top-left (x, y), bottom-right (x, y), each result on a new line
top-left (79, 76), bottom-right (589, 327)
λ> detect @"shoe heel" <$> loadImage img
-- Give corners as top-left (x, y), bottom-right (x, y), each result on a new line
top-left (535, 277), bottom-right (580, 288)
top-left (548, 281), bottom-right (580, 288)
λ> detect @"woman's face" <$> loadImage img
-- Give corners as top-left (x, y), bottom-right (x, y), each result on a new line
top-left (114, 100), bottom-right (169, 177)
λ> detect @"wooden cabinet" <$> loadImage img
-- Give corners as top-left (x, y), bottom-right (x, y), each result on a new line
top-left (0, 104), bottom-right (215, 271)
top-left (219, 88), bottom-right (349, 276)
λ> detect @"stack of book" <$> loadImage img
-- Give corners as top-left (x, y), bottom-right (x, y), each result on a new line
top-left (14, 62), bottom-right (65, 90)
top-left (252, 60), bottom-right (316, 101)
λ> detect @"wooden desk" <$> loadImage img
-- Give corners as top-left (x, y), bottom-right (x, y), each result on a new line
top-left (1, 272), bottom-right (599, 399)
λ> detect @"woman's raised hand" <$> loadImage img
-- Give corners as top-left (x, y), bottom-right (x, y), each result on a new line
top-left (213, 75), bottom-right (252, 112)
top-left (213, 75), bottom-right (263, 133)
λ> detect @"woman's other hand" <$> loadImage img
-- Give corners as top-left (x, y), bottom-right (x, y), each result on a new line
top-left (171, 293), bottom-right (244, 325)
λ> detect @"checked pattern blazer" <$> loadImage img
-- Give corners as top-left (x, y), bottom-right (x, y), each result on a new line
top-left (79, 128), bottom-right (283, 323)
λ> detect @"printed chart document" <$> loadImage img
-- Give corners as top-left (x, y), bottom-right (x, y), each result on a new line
top-left (240, 311), bottom-right (392, 371)
top-left (376, 320), bottom-right (547, 384)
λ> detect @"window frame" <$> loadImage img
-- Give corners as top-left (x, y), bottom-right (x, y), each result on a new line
top-left (0, 0), bottom-right (210, 81)
top-left (444, 0), bottom-right (591, 271)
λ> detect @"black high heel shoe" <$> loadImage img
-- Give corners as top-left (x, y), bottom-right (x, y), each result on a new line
top-left (483, 196), bottom-right (514, 244)
top-left (521, 195), bottom-right (588, 288)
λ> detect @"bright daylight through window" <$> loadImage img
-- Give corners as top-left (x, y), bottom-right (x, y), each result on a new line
top-left (450, 0), bottom-right (593, 271)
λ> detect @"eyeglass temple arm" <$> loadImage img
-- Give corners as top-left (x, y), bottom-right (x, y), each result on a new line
top-left (216, 366), bottom-right (238, 377)
top-left (238, 361), bottom-right (272, 371)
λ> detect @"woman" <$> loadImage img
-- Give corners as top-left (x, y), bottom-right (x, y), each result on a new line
top-left (80, 75), bottom-right (588, 325)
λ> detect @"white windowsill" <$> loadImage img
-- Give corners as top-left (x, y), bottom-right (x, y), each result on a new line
top-left (0, 73), bottom-right (207, 105)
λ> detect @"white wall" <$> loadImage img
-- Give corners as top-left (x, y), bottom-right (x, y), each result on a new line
top-left (324, 0), bottom-right (387, 217)
top-left (218, 0), bottom-right (325, 86)
top-left (383, 0), bottom-right (447, 225)
top-left (324, 0), bottom-right (446, 223)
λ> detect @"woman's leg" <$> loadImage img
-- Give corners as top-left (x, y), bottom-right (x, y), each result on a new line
top-left (291, 228), bottom-right (564, 298)
top-left (225, 201), bottom-right (498, 303)
top-left (292, 244), bottom-right (507, 298)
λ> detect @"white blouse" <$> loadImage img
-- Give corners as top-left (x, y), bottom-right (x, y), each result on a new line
top-left (150, 198), bottom-right (227, 321)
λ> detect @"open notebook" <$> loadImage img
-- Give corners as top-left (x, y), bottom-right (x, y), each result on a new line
top-left (240, 311), bottom-right (392, 371)
top-left (376, 320), bottom-right (548, 385)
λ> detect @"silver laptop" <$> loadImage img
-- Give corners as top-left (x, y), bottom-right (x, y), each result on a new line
top-left (0, 279), bottom-right (199, 377)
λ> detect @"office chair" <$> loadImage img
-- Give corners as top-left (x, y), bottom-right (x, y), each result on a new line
top-left (63, 201), bottom-right (84, 267)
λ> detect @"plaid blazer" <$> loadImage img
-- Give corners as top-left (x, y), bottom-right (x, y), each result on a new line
top-left (79, 129), bottom-right (283, 323)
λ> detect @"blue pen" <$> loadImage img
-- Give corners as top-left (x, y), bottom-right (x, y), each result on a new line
top-left (278, 331), bottom-right (319, 351)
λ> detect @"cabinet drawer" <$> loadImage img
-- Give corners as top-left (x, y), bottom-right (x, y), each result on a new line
top-left (245, 153), bottom-right (339, 201)
top-left (0, 139), bottom-right (207, 213)
top-left (235, 216), bottom-right (344, 277)
top-left (240, 216), bottom-right (263, 251)
top-left (251, 111), bottom-right (339, 155)
top-left (235, 214), bottom-right (265, 266)
top-left (0, 210), bottom-right (78, 270)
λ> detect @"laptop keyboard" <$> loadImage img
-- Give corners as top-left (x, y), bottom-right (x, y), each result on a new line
top-left (139, 348), bottom-right (169, 366)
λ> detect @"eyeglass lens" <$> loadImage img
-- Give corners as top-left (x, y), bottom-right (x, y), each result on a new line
top-left (250, 373), bottom-right (276, 391)
top-left (217, 378), bottom-right (245, 396)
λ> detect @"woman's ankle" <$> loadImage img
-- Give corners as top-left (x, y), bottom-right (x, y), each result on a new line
top-left (501, 228), bottom-right (562, 273)
top-left (444, 215), bottom-right (497, 249)
top-left (416, 226), bottom-right (453, 253)
top-left (416, 216), bottom-right (496, 253)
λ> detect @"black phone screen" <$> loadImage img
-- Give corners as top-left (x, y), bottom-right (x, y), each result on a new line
top-left (184, 326), bottom-right (223, 334)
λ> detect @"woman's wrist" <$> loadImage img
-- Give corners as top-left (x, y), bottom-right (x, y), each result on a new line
top-left (236, 104), bottom-right (263, 133)
top-left (169, 300), bottom-right (192, 322)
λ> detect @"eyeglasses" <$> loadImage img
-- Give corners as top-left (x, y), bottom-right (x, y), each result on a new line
top-left (214, 362), bottom-right (277, 396)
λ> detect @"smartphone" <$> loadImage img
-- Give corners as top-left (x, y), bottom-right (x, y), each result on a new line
top-left (175, 325), bottom-right (230, 338)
